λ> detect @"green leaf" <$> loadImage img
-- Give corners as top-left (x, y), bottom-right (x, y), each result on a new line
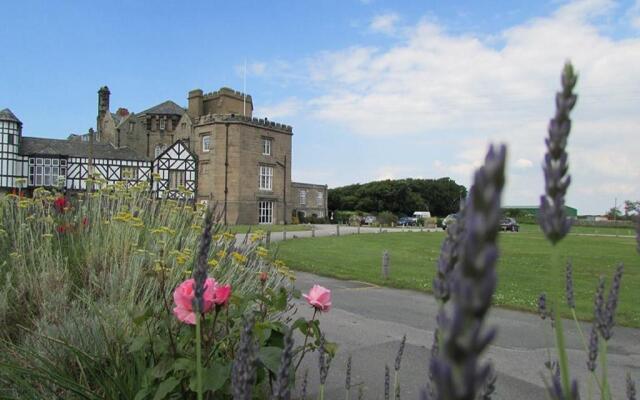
top-left (152, 377), bottom-right (180, 400)
top-left (152, 358), bottom-right (173, 379)
top-left (128, 336), bottom-right (148, 353)
top-left (258, 346), bottom-right (282, 373)
top-left (189, 363), bottom-right (230, 393)
top-left (173, 357), bottom-right (194, 373)
top-left (134, 387), bottom-right (153, 400)
top-left (273, 287), bottom-right (288, 311)
top-left (292, 317), bottom-right (308, 334)
top-left (291, 288), bottom-right (302, 299)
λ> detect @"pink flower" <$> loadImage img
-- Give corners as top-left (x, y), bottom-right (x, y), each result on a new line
top-left (303, 284), bottom-right (331, 312)
top-left (212, 284), bottom-right (232, 306)
top-left (173, 277), bottom-right (217, 325)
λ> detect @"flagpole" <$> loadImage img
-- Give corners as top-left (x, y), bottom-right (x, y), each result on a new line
top-left (243, 59), bottom-right (247, 116)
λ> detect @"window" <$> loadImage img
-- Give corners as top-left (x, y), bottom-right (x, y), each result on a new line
top-left (258, 201), bottom-right (274, 224)
top-left (154, 144), bottom-right (165, 158)
top-left (121, 167), bottom-right (136, 180)
top-left (128, 121), bottom-right (135, 133)
top-left (8, 134), bottom-right (13, 145)
top-left (202, 135), bottom-right (211, 152)
top-left (168, 170), bottom-right (186, 190)
top-left (299, 190), bottom-right (307, 205)
top-left (262, 138), bottom-right (272, 156)
top-left (317, 191), bottom-right (324, 206)
top-left (29, 158), bottom-right (65, 187)
top-left (259, 166), bottom-right (273, 190)
top-left (159, 119), bottom-right (166, 130)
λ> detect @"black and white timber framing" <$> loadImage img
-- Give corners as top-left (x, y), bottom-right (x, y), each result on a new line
top-left (152, 140), bottom-right (197, 199)
top-left (0, 109), bottom-right (197, 199)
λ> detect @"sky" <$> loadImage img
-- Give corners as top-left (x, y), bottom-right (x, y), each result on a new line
top-left (1, 0), bottom-right (639, 215)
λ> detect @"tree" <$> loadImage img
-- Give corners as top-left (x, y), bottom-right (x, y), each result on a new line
top-left (328, 178), bottom-right (467, 217)
top-left (623, 200), bottom-right (639, 216)
top-left (606, 206), bottom-right (622, 219)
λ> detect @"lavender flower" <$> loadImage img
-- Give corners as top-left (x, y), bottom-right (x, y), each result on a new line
top-left (385, 365), bottom-right (390, 400)
top-left (346, 355), bottom-right (352, 392)
top-left (599, 263), bottom-right (624, 340)
top-left (193, 207), bottom-right (214, 313)
top-left (479, 363), bottom-right (497, 400)
top-left (232, 317), bottom-right (257, 400)
top-left (273, 329), bottom-right (294, 400)
top-left (300, 369), bottom-right (309, 400)
top-left (594, 276), bottom-right (606, 334)
top-left (395, 335), bottom-right (406, 372)
top-left (548, 371), bottom-right (580, 400)
top-left (538, 293), bottom-right (548, 320)
top-left (586, 323), bottom-right (598, 372)
top-left (539, 62), bottom-right (578, 245)
top-left (433, 206), bottom-right (465, 303)
top-left (429, 145), bottom-right (506, 400)
top-left (628, 373), bottom-right (637, 400)
top-left (318, 335), bottom-right (331, 385)
top-left (565, 260), bottom-right (575, 309)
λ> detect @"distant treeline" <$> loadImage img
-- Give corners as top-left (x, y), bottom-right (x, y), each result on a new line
top-left (328, 178), bottom-right (467, 217)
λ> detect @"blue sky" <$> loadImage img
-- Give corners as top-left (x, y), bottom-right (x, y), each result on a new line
top-left (1, 0), bottom-right (639, 214)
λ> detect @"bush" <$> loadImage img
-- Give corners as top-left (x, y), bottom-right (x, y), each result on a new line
top-left (0, 182), bottom-right (329, 399)
top-left (376, 211), bottom-right (397, 226)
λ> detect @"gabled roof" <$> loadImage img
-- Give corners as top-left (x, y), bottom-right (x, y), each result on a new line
top-left (0, 108), bottom-right (21, 123)
top-left (139, 100), bottom-right (185, 116)
top-left (21, 137), bottom-right (148, 161)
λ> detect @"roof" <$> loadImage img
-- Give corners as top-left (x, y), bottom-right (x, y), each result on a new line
top-left (20, 137), bottom-right (148, 161)
top-left (0, 108), bottom-right (21, 123)
top-left (139, 100), bottom-right (185, 116)
top-left (292, 182), bottom-right (327, 189)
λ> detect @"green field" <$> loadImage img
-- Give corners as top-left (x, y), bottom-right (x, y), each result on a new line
top-left (275, 228), bottom-right (640, 327)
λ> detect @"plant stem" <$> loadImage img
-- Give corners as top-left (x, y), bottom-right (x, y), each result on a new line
top-left (394, 371), bottom-right (399, 399)
top-left (554, 305), bottom-right (571, 399)
top-left (319, 384), bottom-right (324, 400)
top-left (196, 312), bottom-right (203, 400)
top-left (295, 309), bottom-right (318, 372)
top-left (600, 339), bottom-right (609, 400)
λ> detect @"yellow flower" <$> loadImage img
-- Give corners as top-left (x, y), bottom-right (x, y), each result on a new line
top-left (207, 259), bottom-right (219, 268)
top-left (176, 255), bottom-right (189, 265)
top-left (213, 234), bottom-right (222, 241)
top-left (274, 260), bottom-right (286, 269)
top-left (191, 224), bottom-right (201, 231)
top-left (231, 252), bottom-right (247, 264)
top-left (216, 250), bottom-right (227, 259)
top-left (223, 232), bottom-right (235, 241)
top-left (256, 246), bottom-right (268, 258)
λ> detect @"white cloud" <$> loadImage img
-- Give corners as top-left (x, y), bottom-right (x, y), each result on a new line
top-left (255, 97), bottom-right (301, 119)
top-left (629, 0), bottom-right (640, 28)
top-left (260, 0), bottom-right (640, 213)
top-left (374, 165), bottom-right (424, 180)
top-left (515, 158), bottom-right (534, 169)
top-left (369, 13), bottom-right (400, 34)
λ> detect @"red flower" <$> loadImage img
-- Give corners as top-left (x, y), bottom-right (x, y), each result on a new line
top-left (53, 196), bottom-right (69, 213)
top-left (259, 271), bottom-right (268, 283)
top-left (82, 216), bottom-right (89, 227)
top-left (56, 225), bottom-right (67, 234)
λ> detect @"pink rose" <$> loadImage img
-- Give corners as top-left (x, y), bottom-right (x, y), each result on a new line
top-left (213, 284), bottom-right (232, 306)
top-left (303, 284), bottom-right (331, 312)
top-left (173, 277), bottom-right (217, 325)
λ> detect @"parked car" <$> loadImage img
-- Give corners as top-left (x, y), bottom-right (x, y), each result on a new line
top-left (364, 215), bottom-right (377, 225)
top-left (442, 213), bottom-right (460, 230)
top-left (500, 217), bottom-right (520, 232)
top-left (397, 217), bottom-right (417, 226)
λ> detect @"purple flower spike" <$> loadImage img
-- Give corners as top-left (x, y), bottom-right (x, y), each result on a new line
top-left (628, 373), bottom-right (637, 400)
top-left (599, 264), bottom-right (624, 341)
top-left (586, 323), bottom-right (598, 372)
top-left (539, 63), bottom-right (578, 245)
top-left (565, 260), bottom-right (575, 309)
top-left (538, 293), bottom-right (548, 320)
top-left (193, 208), bottom-right (214, 313)
top-left (429, 145), bottom-right (506, 400)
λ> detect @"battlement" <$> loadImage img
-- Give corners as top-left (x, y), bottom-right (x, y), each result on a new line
top-left (194, 113), bottom-right (292, 133)
top-left (202, 87), bottom-right (252, 102)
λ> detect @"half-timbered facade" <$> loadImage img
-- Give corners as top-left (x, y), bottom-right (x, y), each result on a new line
top-left (0, 109), bottom-right (195, 199)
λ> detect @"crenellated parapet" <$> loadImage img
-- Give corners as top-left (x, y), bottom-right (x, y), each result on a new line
top-left (194, 113), bottom-right (293, 133)
top-left (202, 87), bottom-right (252, 102)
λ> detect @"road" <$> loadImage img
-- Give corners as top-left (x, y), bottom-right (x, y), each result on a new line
top-left (289, 271), bottom-right (640, 400)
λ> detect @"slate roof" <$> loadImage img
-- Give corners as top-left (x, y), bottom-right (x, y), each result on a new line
top-left (0, 108), bottom-right (21, 123)
top-left (20, 137), bottom-right (148, 161)
top-left (139, 100), bottom-right (185, 116)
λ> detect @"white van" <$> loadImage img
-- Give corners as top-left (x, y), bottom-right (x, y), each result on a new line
top-left (413, 211), bottom-right (431, 219)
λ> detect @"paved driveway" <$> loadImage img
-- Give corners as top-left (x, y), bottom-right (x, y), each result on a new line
top-left (290, 272), bottom-right (640, 400)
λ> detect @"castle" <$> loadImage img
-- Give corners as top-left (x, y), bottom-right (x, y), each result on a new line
top-left (0, 87), bottom-right (327, 225)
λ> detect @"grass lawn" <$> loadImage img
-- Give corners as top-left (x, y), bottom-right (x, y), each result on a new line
top-left (274, 228), bottom-right (640, 327)
top-left (225, 224), bottom-right (313, 234)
